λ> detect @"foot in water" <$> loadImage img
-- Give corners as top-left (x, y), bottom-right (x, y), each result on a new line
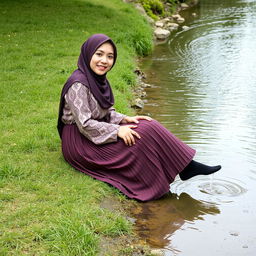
top-left (180, 160), bottom-right (221, 181)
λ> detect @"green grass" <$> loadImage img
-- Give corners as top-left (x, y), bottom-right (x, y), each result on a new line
top-left (0, 0), bottom-right (153, 255)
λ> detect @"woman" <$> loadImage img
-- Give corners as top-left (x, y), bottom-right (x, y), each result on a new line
top-left (57, 34), bottom-right (221, 201)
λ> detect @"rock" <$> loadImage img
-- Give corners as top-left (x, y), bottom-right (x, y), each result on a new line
top-left (166, 22), bottom-right (179, 31)
top-left (229, 231), bottom-right (239, 236)
top-left (151, 249), bottom-right (165, 256)
top-left (182, 25), bottom-right (189, 31)
top-left (177, 17), bottom-right (185, 23)
top-left (154, 27), bottom-right (170, 40)
top-left (162, 17), bottom-right (171, 23)
top-left (180, 3), bottom-right (189, 9)
top-left (135, 88), bottom-right (147, 98)
top-left (132, 98), bottom-right (144, 109)
top-left (134, 68), bottom-right (146, 79)
top-left (172, 14), bottom-right (181, 20)
top-left (140, 81), bottom-right (152, 88)
top-left (155, 21), bottom-right (165, 28)
top-left (192, 12), bottom-right (197, 17)
top-left (126, 216), bottom-right (136, 224)
top-left (190, 0), bottom-right (200, 6)
top-left (140, 91), bottom-right (147, 98)
top-left (172, 14), bottom-right (185, 23)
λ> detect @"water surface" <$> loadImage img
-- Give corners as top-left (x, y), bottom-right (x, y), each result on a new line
top-left (132, 0), bottom-right (256, 255)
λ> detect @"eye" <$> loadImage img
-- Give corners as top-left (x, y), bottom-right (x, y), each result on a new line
top-left (108, 55), bottom-right (114, 59)
top-left (96, 52), bottom-right (102, 57)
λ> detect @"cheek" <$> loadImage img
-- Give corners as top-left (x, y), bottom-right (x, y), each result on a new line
top-left (90, 57), bottom-right (96, 68)
top-left (109, 59), bottom-right (114, 67)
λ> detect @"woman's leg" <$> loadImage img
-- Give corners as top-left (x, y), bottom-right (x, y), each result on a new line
top-left (179, 160), bottom-right (221, 181)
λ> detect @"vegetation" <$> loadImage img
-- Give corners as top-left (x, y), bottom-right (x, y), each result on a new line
top-left (139, 0), bottom-right (188, 20)
top-left (140, 0), bottom-right (165, 20)
top-left (0, 0), bottom-right (153, 255)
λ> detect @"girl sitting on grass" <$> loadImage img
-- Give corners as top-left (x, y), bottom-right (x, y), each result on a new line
top-left (57, 34), bottom-right (221, 201)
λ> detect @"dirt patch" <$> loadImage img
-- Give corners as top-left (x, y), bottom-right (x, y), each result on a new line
top-left (99, 196), bottom-right (154, 256)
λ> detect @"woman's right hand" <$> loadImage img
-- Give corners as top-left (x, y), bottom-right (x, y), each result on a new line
top-left (118, 125), bottom-right (141, 146)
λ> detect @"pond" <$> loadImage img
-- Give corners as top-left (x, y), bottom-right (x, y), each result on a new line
top-left (132, 0), bottom-right (256, 255)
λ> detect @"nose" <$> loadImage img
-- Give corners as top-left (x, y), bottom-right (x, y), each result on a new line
top-left (100, 55), bottom-right (107, 64)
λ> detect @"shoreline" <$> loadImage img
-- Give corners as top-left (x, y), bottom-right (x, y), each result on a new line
top-left (122, 1), bottom-right (201, 255)
top-left (132, 0), bottom-right (200, 111)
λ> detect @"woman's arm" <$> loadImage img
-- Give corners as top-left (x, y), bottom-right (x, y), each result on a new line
top-left (108, 108), bottom-right (126, 124)
top-left (65, 83), bottom-right (120, 145)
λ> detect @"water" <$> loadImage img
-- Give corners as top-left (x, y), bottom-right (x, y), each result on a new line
top-left (132, 0), bottom-right (256, 255)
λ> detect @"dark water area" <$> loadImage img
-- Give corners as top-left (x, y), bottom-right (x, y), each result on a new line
top-left (132, 0), bottom-right (256, 255)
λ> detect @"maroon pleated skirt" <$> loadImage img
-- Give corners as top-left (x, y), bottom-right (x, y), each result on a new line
top-left (61, 120), bottom-right (195, 201)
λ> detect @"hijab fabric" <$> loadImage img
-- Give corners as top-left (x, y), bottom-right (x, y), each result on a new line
top-left (57, 34), bottom-right (117, 138)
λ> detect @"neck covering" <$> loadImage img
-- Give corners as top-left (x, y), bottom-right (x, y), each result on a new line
top-left (57, 34), bottom-right (117, 138)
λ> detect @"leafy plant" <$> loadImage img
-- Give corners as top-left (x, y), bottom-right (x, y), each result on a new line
top-left (140, 0), bottom-right (164, 20)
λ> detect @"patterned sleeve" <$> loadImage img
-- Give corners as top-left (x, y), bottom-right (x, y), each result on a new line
top-left (108, 108), bottom-right (126, 124)
top-left (65, 83), bottom-right (120, 145)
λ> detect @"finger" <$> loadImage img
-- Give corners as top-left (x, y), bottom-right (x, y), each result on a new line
top-left (139, 116), bottom-right (152, 121)
top-left (128, 125), bottom-right (138, 129)
top-left (130, 133), bottom-right (136, 145)
top-left (126, 134), bottom-right (133, 146)
top-left (123, 137), bottom-right (129, 146)
top-left (132, 130), bottom-right (141, 139)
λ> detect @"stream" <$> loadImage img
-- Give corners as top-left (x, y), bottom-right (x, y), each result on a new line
top-left (131, 0), bottom-right (256, 255)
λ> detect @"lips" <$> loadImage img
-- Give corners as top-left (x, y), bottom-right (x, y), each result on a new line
top-left (97, 65), bottom-right (107, 71)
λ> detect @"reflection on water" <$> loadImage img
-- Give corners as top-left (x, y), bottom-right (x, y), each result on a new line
top-left (134, 0), bottom-right (256, 254)
top-left (131, 193), bottom-right (220, 251)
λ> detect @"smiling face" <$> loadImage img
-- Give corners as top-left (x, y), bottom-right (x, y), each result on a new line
top-left (89, 42), bottom-right (115, 75)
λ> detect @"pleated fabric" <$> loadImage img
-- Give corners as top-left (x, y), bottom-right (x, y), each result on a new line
top-left (61, 120), bottom-right (196, 201)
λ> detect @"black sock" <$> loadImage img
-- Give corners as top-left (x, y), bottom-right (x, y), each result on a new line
top-left (179, 160), bottom-right (221, 181)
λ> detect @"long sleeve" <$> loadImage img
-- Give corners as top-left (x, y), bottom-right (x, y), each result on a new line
top-left (64, 83), bottom-right (120, 145)
top-left (108, 108), bottom-right (126, 124)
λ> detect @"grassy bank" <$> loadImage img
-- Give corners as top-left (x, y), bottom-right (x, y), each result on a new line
top-left (0, 0), bottom-right (153, 255)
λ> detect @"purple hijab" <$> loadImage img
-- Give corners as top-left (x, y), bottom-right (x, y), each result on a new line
top-left (57, 34), bottom-right (117, 138)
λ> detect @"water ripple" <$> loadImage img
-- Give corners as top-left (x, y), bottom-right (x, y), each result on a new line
top-left (198, 179), bottom-right (247, 196)
top-left (170, 177), bottom-right (247, 203)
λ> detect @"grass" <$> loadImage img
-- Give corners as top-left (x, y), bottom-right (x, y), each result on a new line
top-left (0, 0), bottom-right (153, 255)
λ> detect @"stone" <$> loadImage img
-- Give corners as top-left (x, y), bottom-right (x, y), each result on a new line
top-left (132, 98), bottom-right (144, 109)
top-left (229, 231), bottom-right (239, 236)
top-left (182, 25), bottom-right (189, 31)
top-left (162, 17), bottom-right (171, 23)
top-left (180, 3), bottom-right (189, 9)
top-left (177, 17), bottom-right (185, 23)
top-left (135, 88), bottom-right (147, 98)
top-left (155, 21), bottom-right (164, 28)
top-left (140, 91), bottom-right (147, 98)
top-left (134, 68), bottom-right (146, 79)
top-left (166, 22), bottom-right (179, 30)
top-left (172, 14), bottom-right (181, 20)
top-left (192, 12), bottom-right (197, 17)
top-left (140, 81), bottom-right (152, 88)
top-left (151, 249), bottom-right (165, 256)
top-left (154, 27), bottom-right (170, 40)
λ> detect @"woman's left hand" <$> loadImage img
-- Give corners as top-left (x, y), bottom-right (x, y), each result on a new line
top-left (121, 115), bottom-right (152, 124)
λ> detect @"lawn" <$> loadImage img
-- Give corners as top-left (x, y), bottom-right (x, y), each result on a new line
top-left (0, 0), bottom-right (153, 254)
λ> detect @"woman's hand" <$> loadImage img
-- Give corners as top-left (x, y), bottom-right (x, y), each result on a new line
top-left (118, 125), bottom-right (141, 146)
top-left (121, 115), bottom-right (152, 124)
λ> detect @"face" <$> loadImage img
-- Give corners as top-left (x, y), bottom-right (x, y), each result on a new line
top-left (90, 42), bottom-right (115, 75)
